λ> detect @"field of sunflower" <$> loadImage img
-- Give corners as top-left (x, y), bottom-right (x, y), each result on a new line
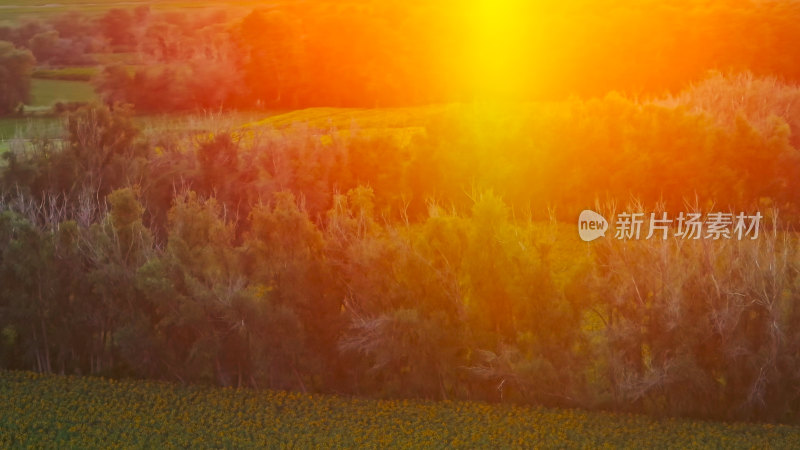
top-left (1, 370), bottom-right (799, 448)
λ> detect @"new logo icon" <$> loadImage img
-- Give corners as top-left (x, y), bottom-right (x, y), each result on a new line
top-left (578, 210), bottom-right (608, 242)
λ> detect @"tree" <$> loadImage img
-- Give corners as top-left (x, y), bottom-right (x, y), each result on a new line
top-left (243, 192), bottom-right (338, 390)
top-left (27, 31), bottom-right (59, 64)
top-left (94, 64), bottom-right (133, 107)
top-left (0, 209), bottom-right (86, 375)
top-left (236, 10), bottom-right (304, 107)
top-left (64, 103), bottom-right (147, 197)
top-left (0, 41), bottom-right (35, 115)
top-left (99, 9), bottom-right (135, 48)
top-left (82, 188), bottom-right (154, 376)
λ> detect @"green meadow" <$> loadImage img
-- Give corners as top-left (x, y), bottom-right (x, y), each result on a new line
top-left (29, 79), bottom-right (97, 108)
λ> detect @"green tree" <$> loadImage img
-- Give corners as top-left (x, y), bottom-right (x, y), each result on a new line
top-left (243, 192), bottom-right (338, 390)
top-left (64, 103), bottom-right (147, 197)
top-left (27, 31), bottom-right (59, 64)
top-left (329, 188), bottom-right (469, 399)
top-left (0, 210), bottom-right (85, 374)
top-left (81, 189), bottom-right (153, 376)
top-left (0, 41), bottom-right (35, 115)
top-left (100, 9), bottom-right (135, 48)
top-left (136, 192), bottom-right (310, 388)
top-left (94, 64), bottom-right (132, 107)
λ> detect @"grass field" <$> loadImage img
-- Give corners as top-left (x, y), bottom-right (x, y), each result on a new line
top-left (29, 79), bottom-right (97, 108)
top-left (0, 78), bottom-right (97, 151)
top-left (1, 370), bottom-right (798, 448)
top-left (0, 0), bottom-right (277, 20)
top-left (0, 117), bottom-right (61, 140)
top-left (32, 67), bottom-right (98, 82)
top-left (0, 116), bottom-right (62, 154)
top-left (0, 109), bottom-right (277, 154)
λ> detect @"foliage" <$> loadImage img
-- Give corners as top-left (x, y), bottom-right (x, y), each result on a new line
top-left (590, 222), bottom-right (800, 422)
top-left (3, 78), bottom-right (800, 425)
top-left (232, 80), bottom-right (800, 224)
top-left (0, 41), bottom-right (35, 115)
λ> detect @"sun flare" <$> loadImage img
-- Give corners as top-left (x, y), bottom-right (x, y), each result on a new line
top-left (460, 0), bottom-right (542, 99)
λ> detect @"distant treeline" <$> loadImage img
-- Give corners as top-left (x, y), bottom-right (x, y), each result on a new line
top-left (3, 0), bottom-right (800, 112)
top-left (2, 73), bottom-right (800, 422)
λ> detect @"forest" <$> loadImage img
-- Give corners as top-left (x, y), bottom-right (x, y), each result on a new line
top-left (1, 0), bottom-right (800, 427)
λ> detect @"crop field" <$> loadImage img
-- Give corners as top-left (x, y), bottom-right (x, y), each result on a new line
top-left (0, 370), bottom-right (798, 448)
